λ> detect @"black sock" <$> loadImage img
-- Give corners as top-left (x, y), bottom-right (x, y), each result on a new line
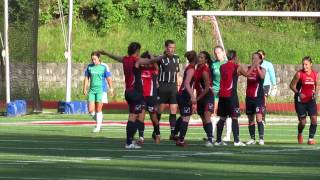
top-left (157, 113), bottom-right (162, 122)
top-left (249, 123), bottom-right (256, 140)
top-left (216, 119), bottom-right (225, 143)
top-left (169, 114), bottom-right (177, 134)
top-left (309, 123), bottom-right (317, 139)
top-left (179, 121), bottom-right (189, 141)
top-left (204, 122), bottom-right (213, 143)
top-left (173, 116), bottom-right (182, 135)
top-left (154, 124), bottom-right (160, 136)
top-left (232, 119), bottom-right (240, 143)
top-left (298, 123), bottom-right (305, 134)
top-left (262, 108), bottom-right (267, 122)
top-left (126, 121), bottom-right (136, 145)
top-left (136, 120), bottom-right (144, 138)
top-left (257, 121), bottom-right (264, 140)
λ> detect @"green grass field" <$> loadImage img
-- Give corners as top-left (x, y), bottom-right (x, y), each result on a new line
top-left (0, 113), bottom-right (319, 180)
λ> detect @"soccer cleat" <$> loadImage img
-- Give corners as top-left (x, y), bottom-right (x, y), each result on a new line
top-left (297, 134), bottom-right (303, 144)
top-left (222, 136), bottom-right (231, 142)
top-left (155, 135), bottom-right (161, 144)
top-left (204, 140), bottom-right (214, 147)
top-left (214, 141), bottom-right (227, 146)
top-left (176, 140), bottom-right (187, 147)
top-left (259, 139), bottom-right (265, 146)
top-left (125, 143), bottom-right (141, 149)
top-left (169, 134), bottom-right (179, 141)
top-left (234, 141), bottom-right (246, 147)
top-left (92, 126), bottom-right (101, 133)
top-left (137, 137), bottom-right (144, 145)
top-left (307, 139), bottom-right (316, 145)
top-left (246, 139), bottom-right (256, 145)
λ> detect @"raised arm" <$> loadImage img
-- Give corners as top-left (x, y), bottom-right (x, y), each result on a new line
top-left (137, 55), bottom-right (164, 65)
top-left (256, 66), bottom-right (266, 80)
top-left (99, 50), bottom-right (123, 63)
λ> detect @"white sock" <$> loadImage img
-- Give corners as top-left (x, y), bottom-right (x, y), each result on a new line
top-left (96, 112), bottom-right (103, 127)
top-left (211, 116), bottom-right (218, 138)
top-left (225, 118), bottom-right (232, 138)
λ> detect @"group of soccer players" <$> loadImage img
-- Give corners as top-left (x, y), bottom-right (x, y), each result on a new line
top-left (82, 40), bottom-right (318, 149)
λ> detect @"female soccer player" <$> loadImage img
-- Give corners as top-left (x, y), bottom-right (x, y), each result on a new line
top-left (290, 56), bottom-right (318, 145)
top-left (83, 51), bottom-right (110, 133)
top-left (195, 51), bottom-right (214, 147)
top-left (215, 50), bottom-right (246, 146)
top-left (245, 52), bottom-right (266, 146)
top-left (175, 50), bottom-right (197, 147)
top-left (136, 51), bottom-right (161, 145)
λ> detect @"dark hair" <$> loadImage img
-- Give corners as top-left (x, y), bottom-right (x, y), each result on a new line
top-left (184, 50), bottom-right (197, 63)
top-left (165, 39), bottom-right (175, 47)
top-left (214, 45), bottom-right (224, 52)
top-left (141, 51), bottom-right (151, 59)
top-left (302, 56), bottom-right (313, 64)
top-left (91, 51), bottom-right (101, 58)
top-left (200, 51), bottom-right (213, 78)
top-left (128, 42), bottom-right (141, 56)
top-left (226, 50), bottom-right (237, 61)
top-left (252, 52), bottom-right (263, 65)
top-left (257, 49), bottom-right (266, 56)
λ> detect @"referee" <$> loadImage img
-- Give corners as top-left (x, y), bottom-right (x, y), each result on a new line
top-left (157, 39), bottom-right (181, 140)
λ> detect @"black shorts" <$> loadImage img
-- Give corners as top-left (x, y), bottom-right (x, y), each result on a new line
top-left (177, 91), bottom-right (192, 117)
top-left (217, 96), bottom-right (240, 118)
top-left (125, 90), bottom-right (145, 114)
top-left (245, 97), bottom-right (265, 115)
top-left (295, 99), bottom-right (317, 118)
top-left (197, 92), bottom-right (214, 116)
top-left (158, 83), bottom-right (177, 104)
top-left (263, 85), bottom-right (270, 97)
top-left (144, 96), bottom-right (158, 114)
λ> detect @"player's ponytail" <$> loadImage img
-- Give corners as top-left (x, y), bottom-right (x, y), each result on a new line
top-left (184, 50), bottom-right (197, 64)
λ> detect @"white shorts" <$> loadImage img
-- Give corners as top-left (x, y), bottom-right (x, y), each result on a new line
top-left (102, 92), bottom-right (108, 104)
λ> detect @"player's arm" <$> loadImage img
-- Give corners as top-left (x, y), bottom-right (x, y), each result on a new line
top-left (184, 68), bottom-right (196, 104)
top-left (290, 72), bottom-right (300, 94)
top-left (196, 71), bottom-right (210, 101)
top-left (315, 73), bottom-right (319, 98)
top-left (106, 77), bottom-right (114, 97)
top-left (238, 65), bottom-right (248, 77)
top-left (98, 50), bottom-right (123, 63)
top-left (83, 76), bottom-right (89, 96)
top-left (137, 55), bottom-right (164, 65)
top-left (256, 66), bottom-right (266, 80)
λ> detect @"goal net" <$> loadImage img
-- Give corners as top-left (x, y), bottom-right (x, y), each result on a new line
top-left (0, 0), bottom-right (41, 113)
top-left (187, 11), bottom-right (320, 115)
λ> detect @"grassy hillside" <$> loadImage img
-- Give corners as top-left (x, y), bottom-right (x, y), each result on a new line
top-left (38, 18), bottom-right (320, 64)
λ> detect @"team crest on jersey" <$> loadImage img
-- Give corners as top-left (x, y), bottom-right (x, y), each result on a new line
top-left (135, 105), bottom-right (142, 111)
top-left (234, 108), bottom-right (240, 113)
top-left (148, 106), bottom-right (157, 113)
top-left (208, 103), bottom-right (214, 110)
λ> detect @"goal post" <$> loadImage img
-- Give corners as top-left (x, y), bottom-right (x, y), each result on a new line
top-left (186, 11), bottom-right (320, 51)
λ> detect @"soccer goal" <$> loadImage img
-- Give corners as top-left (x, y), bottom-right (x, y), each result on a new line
top-left (187, 11), bottom-right (320, 115)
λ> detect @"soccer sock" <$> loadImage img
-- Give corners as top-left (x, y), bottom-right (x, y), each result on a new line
top-left (257, 121), bottom-right (264, 140)
top-left (309, 123), bottom-right (317, 139)
top-left (126, 121), bottom-right (136, 145)
top-left (249, 123), bottom-right (256, 140)
top-left (225, 118), bottom-right (232, 138)
top-left (154, 124), bottom-right (160, 136)
top-left (173, 116), bottom-right (182, 135)
top-left (232, 119), bottom-right (240, 143)
top-left (136, 120), bottom-right (145, 138)
top-left (96, 112), bottom-right (103, 127)
top-left (204, 122), bottom-right (213, 143)
top-left (169, 114), bottom-right (177, 134)
top-left (216, 119), bottom-right (225, 143)
top-left (211, 117), bottom-right (218, 138)
top-left (179, 120), bottom-right (189, 142)
top-left (90, 112), bottom-right (96, 121)
top-left (298, 122), bottom-right (305, 134)
top-left (157, 113), bottom-right (162, 122)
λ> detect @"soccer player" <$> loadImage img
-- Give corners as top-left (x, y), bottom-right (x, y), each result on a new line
top-left (137, 51), bottom-right (161, 145)
top-left (245, 52), bottom-right (266, 146)
top-left (211, 46), bottom-right (230, 142)
top-left (175, 50), bottom-right (197, 147)
top-left (257, 50), bottom-right (277, 124)
top-left (290, 56), bottom-right (318, 145)
top-left (195, 51), bottom-right (214, 147)
top-left (215, 50), bottom-right (246, 146)
top-left (83, 51), bottom-right (110, 133)
top-left (100, 62), bottom-right (114, 104)
top-left (157, 40), bottom-right (181, 140)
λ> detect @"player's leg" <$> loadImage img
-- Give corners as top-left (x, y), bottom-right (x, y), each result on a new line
top-left (176, 115), bottom-right (191, 147)
top-left (87, 90), bottom-right (96, 121)
top-left (256, 113), bottom-right (265, 145)
top-left (246, 97), bottom-right (256, 145)
top-left (231, 97), bottom-right (245, 146)
top-left (307, 101), bottom-right (317, 145)
top-left (215, 97), bottom-right (227, 146)
top-left (136, 109), bottom-right (146, 145)
top-left (93, 91), bottom-right (104, 133)
top-left (211, 95), bottom-right (219, 141)
top-left (295, 101), bottom-right (307, 144)
top-left (168, 88), bottom-right (178, 139)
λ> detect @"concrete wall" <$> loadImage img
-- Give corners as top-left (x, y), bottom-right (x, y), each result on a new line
top-left (37, 63), bottom-right (320, 99)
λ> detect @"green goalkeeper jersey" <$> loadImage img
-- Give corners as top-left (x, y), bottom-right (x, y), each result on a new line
top-left (211, 59), bottom-right (227, 93)
top-left (85, 64), bottom-right (108, 90)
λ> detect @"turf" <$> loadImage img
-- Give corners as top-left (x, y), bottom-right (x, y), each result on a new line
top-left (0, 114), bottom-right (319, 180)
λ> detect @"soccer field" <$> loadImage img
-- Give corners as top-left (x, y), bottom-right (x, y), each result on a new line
top-left (0, 114), bottom-right (319, 180)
